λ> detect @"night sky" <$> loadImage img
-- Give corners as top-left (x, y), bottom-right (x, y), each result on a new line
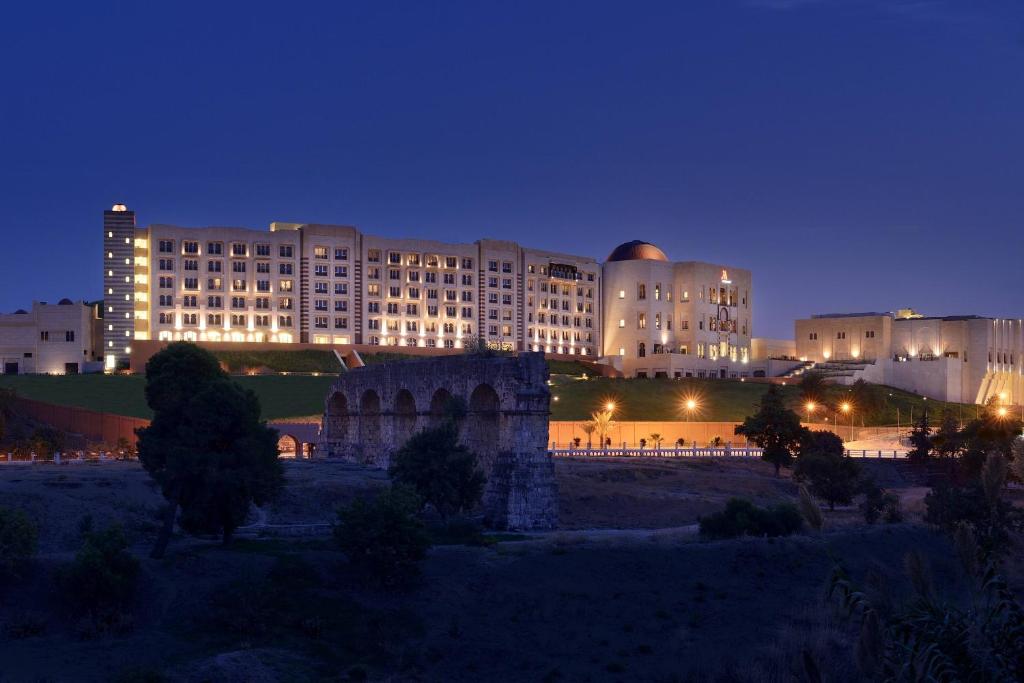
top-left (2, 1), bottom-right (1022, 338)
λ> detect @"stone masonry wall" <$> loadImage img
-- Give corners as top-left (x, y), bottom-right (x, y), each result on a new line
top-left (317, 352), bottom-right (557, 529)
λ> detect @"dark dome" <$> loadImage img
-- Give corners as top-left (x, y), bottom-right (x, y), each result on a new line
top-left (14, 309), bottom-right (27, 315)
top-left (58, 298), bottom-right (73, 305)
top-left (606, 240), bottom-right (668, 262)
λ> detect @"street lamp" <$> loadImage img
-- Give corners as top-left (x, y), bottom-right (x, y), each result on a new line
top-left (841, 402), bottom-right (853, 442)
top-left (805, 401), bottom-right (816, 424)
top-left (683, 398), bottom-right (698, 423)
top-left (997, 406), bottom-right (1008, 419)
top-left (605, 401), bottom-right (616, 414)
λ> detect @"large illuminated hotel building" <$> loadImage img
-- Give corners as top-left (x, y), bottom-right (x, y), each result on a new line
top-left (103, 205), bottom-right (754, 378)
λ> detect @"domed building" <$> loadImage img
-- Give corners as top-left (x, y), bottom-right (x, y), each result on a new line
top-left (601, 240), bottom-right (752, 378)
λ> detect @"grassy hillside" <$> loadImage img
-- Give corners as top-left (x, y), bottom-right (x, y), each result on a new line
top-left (212, 349), bottom-right (342, 374)
top-left (0, 371), bottom-right (971, 427)
top-left (549, 376), bottom-right (970, 426)
top-left (0, 373), bottom-right (334, 420)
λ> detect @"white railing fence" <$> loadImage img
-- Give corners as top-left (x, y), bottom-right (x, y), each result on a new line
top-left (0, 451), bottom-right (134, 465)
top-left (549, 445), bottom-right (905, 459)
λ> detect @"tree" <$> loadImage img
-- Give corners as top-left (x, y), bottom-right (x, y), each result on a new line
top-left (0, 506), bottom-right (37, 578)
top-left (794, 433), bottom-right (862, 510)
top-left (735, 384), bottom-right (807, 475)
top-left (56, 520), bottom-right (139, 630)
top-left (30, 426), bottom-right (65, 457)
top-left (649, 433), bottom-right (663, 449)
top-left (580, 422), bottom-right (596, 449)
top-left (797, 429), bottom-right (845, 459)
top-left (137, 343), bottom-right (284, 557)
top-left (955, 402), bottom-right (1022, 479)
top-left (906, 409), bottom-right (932, 464)
top-left (389, 421), bottom-right (485, 521)
top-left (334, 485), bottom-right (432, 586)
top-left (1011, 440), bottom-right (1024, 483)
top-left (931, 411), bottom-right (962, 460)
top-left (588, 409), bottom-right (615, 449)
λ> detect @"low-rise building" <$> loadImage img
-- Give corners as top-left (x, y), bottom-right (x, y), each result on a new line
top-left (795, 310), bottom-right (1023, 405)
top-left (0, 300), bottom-right (103, 374)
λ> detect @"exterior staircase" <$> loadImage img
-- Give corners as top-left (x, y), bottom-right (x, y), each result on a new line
top-left (781, 361), bottom-right (815, 379)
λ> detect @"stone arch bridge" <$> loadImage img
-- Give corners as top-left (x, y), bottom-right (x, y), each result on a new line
top-left (317, 352), bottom-right (557, 529)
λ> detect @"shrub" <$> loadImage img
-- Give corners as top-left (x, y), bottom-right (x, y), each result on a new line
top-left (924, 483), bottom-right (1020, 559)
top-left (860, 480), bottom-right (901, 525)
top-left (334, 486), bottom-right (432, 587)
top-left (56, 521), bottom-right (140, 631)
top-left (30, 426), bottom-right (65, 457)
top-left (0, 506), bottom-right (38, 578)
top-left (794, 438), bottom-right (861, 510)
top-left (389, 422), bottom-right (485, 521)
top-left (699, 498), bottom-right (803, 539)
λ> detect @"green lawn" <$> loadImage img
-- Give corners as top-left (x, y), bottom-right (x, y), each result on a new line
top-left (0, 373), bottom-right (336, 421)
top-left (548, 375), bottom-right (971, 426)
top-left (0, 371), bottom-right (971, 427)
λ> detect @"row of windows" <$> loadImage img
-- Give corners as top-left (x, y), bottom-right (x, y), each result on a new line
top-left (39, 330), bottom-right (76, 342)
top-left (365, 251), bottom-right (474, 269)
top-left (807, 330), bottom-right (877, 340)
top-left (157, 258), bottom-right (296, 276)
top-left (157, 240), bottom-right (296, 259)
top-left (527, 280), bottom-right (593, 297)
top-left (616, 284), bottom-right (748, 306)
top-left (157, 295), bottom-right (295, 310)
top-left (156, 312), bottom-right (295, 328)
top-left (526, 264), bottom-right (596, 282)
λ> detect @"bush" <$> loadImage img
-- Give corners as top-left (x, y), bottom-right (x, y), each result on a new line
top-left (924, 483), bottom-right (1020, 558)
top-left (794, 445), bottom-right (861, 510)
top-left (30, 426), bottom-right (65, 457)
top-left (389, 422), bottom-right (485, 521)
top-left (0, 506), bottom-right (37, 578)
top-left (334, 486), bottom-right (432, 587)
top-left (56, 521), bottom-right (139, 632)
top-left (860, 480), bottom-right (902, 524)
top-left (699, 498), bottom-right (803, 540)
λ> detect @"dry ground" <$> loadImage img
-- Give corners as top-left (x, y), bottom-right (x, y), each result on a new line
top-left (0, 457), bottom-right (1018, 682)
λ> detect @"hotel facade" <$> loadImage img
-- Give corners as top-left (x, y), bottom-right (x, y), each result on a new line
top-left (795, 311), bottom-right (1024, 406)
top-left (102, 205), bottom-right (756, 379)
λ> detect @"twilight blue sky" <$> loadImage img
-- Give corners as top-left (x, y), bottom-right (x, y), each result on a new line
top-left (1, 0), bottom-right (1022, 338)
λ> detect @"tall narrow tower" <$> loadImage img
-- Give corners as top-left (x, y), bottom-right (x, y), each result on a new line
top-left (102, 204), bottom-right (136, 370)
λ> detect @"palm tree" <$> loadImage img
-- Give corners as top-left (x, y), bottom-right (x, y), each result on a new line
top-left (581, 422), bottom-right (597, 450)
top-left (650, 433), bottom-right (663, 450)
top-left (589, 409), bottom-right (616, 449)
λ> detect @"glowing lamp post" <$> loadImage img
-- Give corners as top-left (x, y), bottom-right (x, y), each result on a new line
top-left (841, 402), bottom-right (853, 442)
top-left (684, 398), bottom-right (698, 423)
top-left (804, 401), bottom-right (816, 424)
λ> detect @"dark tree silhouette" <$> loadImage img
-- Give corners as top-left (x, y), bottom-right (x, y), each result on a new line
top-left (736, 384), bottom-right (807, 476)
top-left (389, 421), bottom-right (485, 521)
top-left (137, 343), bottom-right (283, 557)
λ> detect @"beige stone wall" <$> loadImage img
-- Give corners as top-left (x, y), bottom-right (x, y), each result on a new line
top-left (752, 337), bottom-right (796, 360)
top-left (795, 314), bottom-right (892, 361)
